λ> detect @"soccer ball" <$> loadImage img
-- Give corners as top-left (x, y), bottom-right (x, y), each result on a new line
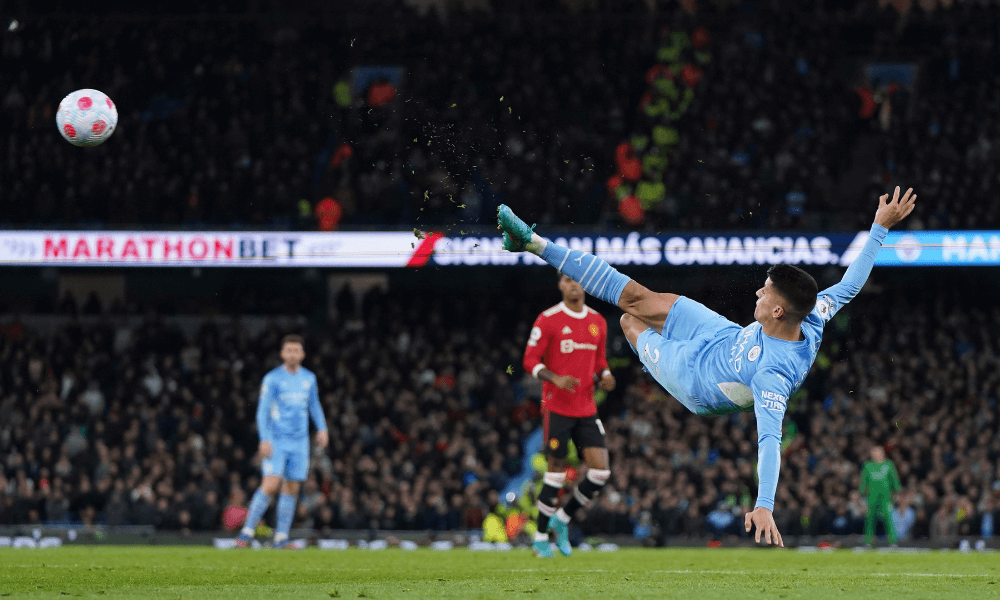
top-left (56, 89), bottom-right (118, 147)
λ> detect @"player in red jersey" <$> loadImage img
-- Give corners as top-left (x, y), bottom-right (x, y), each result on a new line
top-left (523, 274), bottom-right (615, 558)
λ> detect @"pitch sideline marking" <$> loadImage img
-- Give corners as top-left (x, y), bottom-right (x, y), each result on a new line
top-left (7, 565), bottom-right (993, 579)
top-left (4, 564), bottom-right (373, 571)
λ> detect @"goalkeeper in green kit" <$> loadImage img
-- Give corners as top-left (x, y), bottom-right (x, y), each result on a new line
top-left (859, 445), bottom-right (900, 545)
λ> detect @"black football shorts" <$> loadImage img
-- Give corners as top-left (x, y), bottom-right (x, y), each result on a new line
top-left (543, 410), bottom-right (607, 459)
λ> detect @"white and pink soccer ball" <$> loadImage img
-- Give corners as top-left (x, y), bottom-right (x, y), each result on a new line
top-left (56, 89), bottom-right (118, 147)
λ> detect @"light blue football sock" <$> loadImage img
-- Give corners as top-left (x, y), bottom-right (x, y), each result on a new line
top-left (540, 242), bottom-right (632, 306)
top-left (241, 489), bottom-right (271, 535)
top-left (275, 493), bottom-right (298, 539)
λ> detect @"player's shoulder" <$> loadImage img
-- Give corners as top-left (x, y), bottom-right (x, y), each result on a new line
top-left (264, 366), bottom-right (284, 380)
top-left (807, 293), bottom-right (838, 326)
top-left (535, 303), bottom-right (566, 326)
top-left (540, 303), bottom-right (564, 319)
top-left (299, 366), bottom-right (317, 380)
top-left (585, 305), bottom-right (605, 323)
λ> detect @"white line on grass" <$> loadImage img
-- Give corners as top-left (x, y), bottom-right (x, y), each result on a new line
top-left (11, 564), bottom-right (993, 579)
top-left (6, 564), bottom-right (373, 571)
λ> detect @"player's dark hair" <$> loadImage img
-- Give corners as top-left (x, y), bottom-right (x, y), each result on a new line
top-left (281, 334), bottom-right (305, 348)
top-left (766, 264), bottom-right (817, 321)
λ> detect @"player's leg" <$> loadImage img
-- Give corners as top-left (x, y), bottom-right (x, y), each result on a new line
top-left (551, 418), bottom-right (610, 555)
top-left (620, 313), bottom-right (649, 353)
top-left (618, 282), bottom-right (680, 333)
top-left (238, 473), bottom-right (281, 545)
top-left (882, 500), bottom-right (898, 545)
top-left (274, 480), bottom-right (302, 548)
top-left (625, 318), bottom-right (719, 415)
top-left (863, 501), bottom-right (876, 546)
top-left (534, 455), bottom-right (566, 556)
top-left (274, 445), bottom-right (308, 549)
top-left (534, 410), bottom-right (570, 558)
top-left (498, 205), bottom-right (678, 332)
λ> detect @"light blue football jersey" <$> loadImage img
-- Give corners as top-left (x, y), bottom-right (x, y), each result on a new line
top-left (642, 224), bottom-right (887, 510)
top-left (256, 365), bottom-right (327, 445)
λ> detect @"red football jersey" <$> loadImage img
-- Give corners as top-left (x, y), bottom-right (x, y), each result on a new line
top-left (523, 301), bottom-right (609, 418)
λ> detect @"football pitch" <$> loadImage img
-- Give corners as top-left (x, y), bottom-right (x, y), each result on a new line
top-left (2, 546), bottom-right (999, 599)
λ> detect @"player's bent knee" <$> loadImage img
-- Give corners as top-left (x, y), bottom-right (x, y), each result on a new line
top-left (572, 468), bottom-right (611, 508)
top-left (587, 469), bottom-right (611, 485)
top-left (261, 476), bottom-right (282, 495)
top-left (620, 284), bottom-right (678, 318)
top-left (620, 313), bottom-right (644, 345)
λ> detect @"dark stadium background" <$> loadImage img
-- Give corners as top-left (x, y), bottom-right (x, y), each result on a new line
top-left (2, 0), bottom-right (1000, 548)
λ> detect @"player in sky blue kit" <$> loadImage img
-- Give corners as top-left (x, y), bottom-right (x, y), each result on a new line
top-left (236, 334), bottom-right (328, 549)
top-left (498, 187), bottom-right (916, 547)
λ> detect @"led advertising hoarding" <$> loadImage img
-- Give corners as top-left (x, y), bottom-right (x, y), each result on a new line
top-left (0, 230), bottom-right (997, 267)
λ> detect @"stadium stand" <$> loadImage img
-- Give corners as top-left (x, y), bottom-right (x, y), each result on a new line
top-left (0, 287), bottom-right (534, 535)
top-left (0, 8), bottom-right (641, 229)
top-left (3, 0), bottom-right (1000, 546)
top-left (2, 283), bottom-right (999, 543)
top-left (3, 1), bottom-right (998, 230)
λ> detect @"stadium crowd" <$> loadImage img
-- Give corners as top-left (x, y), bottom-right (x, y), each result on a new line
top-left (2, 0), bottom-right (1000, 231)
top-left (0, 4), bottom-right (640, 229)
top-left (0, 287), bottom-right (538, 534)
top-left (2, 284), bottom-right (999, 544)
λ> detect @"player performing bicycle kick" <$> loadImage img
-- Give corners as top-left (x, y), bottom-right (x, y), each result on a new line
top-left (497, 187), bottom-right (916, 547)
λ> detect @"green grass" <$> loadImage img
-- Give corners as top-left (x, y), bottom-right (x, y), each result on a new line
top-left (2, 546), bottom-right (999, 599)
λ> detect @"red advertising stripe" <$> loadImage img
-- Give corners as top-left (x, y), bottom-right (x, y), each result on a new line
top-left (406, 232), bottom-right (444, 267)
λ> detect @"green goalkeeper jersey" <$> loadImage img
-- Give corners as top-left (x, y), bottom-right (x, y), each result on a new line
top-left (859, 459), bottom-right (900, 499)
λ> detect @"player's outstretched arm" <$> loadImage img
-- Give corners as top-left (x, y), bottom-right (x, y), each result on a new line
top-left (817, 187), bottom-right (918, 321)
top-left (873, 186), bottom-right (917, 230)
top-left (745, 506), bottom-right (783, 548)
top-left (844, 187), bottom-right (916, 291)
top-left (748, 370), bottom-right (789, 548)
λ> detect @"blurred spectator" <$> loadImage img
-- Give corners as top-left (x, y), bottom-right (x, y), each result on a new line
top-left (0, 286), bottom-right (541, 532)
top-left (893, 495), bottom-right (917, 541)
top-left (315, 197), bottom-right (343, 231)
top-left (10, 1), bottom-right (995, 230)
top-left (0, 5), bottom-right (637, 229)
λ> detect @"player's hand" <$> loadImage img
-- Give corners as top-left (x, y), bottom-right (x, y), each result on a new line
top-left (599, 372), bottom-right (616, 391)
top-left (745, 507), bottom-right (784, 548)
top-left (258, 441), bottom-right (273, 458)
top-left (873, 186), bottom-right (917, 230)
top-left (551, 375), bottom-right (580, 392)
top-left (315, 430), bottom-right (329, 449)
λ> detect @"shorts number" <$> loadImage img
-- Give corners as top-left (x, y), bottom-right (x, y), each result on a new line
top-left (595, 418), bottom-right (606, 436)
top-left (643, 343), bottom-right (660, 364)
